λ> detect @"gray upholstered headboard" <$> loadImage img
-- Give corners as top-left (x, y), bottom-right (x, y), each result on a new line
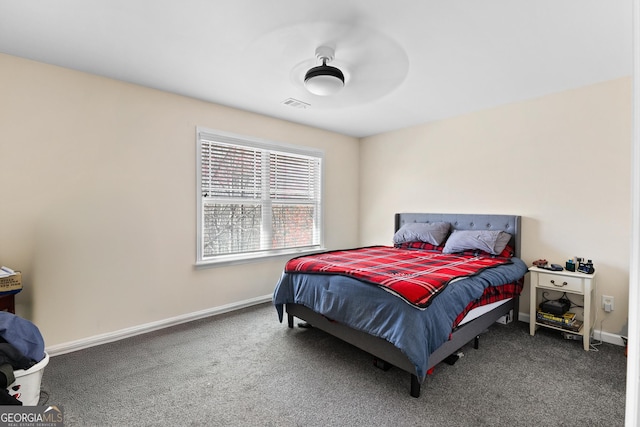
top-left (394, 213), bottom-right (521, 257)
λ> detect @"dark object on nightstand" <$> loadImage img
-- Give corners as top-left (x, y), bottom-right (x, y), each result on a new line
top-left (540, 299), bottom-right (570, 316)
top-left (565, 260), bottom-right (576, 271)
top-left (540, 264), bottom-right (564, 271)
top-left (577, 260), bottom-right (595, 274)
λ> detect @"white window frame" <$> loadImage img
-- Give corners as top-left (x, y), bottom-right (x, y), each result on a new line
top-left (196, 127), bottom-right (324, 266)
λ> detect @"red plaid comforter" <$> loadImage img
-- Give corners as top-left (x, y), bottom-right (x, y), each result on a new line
top-left (285, 246), bottom-right (511, 308)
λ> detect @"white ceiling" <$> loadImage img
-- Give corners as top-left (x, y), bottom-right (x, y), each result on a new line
top-left (0, 0), bottom-right (633, 138)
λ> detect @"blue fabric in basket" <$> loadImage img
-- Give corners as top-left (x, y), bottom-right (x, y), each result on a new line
top-left (0, 312), bottom-right (44, 363)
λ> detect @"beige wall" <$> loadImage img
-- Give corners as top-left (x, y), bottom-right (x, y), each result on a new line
top-left (359, 77), bottom-right (632, 337)
top-left (0, 53), bottom-right (360, 347)
top-left (1, 51), bottom-right (632, 348)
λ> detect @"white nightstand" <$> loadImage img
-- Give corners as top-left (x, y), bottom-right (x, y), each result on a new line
top-left (529, 266), bottom-right (596, 351)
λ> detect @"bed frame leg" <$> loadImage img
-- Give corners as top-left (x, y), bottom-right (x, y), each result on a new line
top-left (410, 374), bottom-right (421, 398)
top-left (474, 335), bottom-right (480, 349)
top-left (287, 314), bottom-right (294, 328)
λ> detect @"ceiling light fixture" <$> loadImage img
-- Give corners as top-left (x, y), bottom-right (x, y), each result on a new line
top-left (304, 46), bottom-right (345, 96)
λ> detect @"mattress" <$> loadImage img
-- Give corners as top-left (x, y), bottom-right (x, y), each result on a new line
top-left (458, 298), bottom-right (512, 326)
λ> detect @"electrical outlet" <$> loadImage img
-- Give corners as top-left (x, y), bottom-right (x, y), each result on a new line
top-left (602, 295), bottom-right (614, 312)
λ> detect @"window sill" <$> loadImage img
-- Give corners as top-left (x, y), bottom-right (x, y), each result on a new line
top-left (195, 247), bottom-right (327, 269)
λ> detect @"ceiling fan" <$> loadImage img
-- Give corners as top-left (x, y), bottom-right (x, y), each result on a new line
top-left (243, 21), bottom-right (409, 107)
top-left (303, 46), bottom-right (345, 96)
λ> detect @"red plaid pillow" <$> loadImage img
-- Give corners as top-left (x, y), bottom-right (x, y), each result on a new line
top-left (456, 244), bottom-right (515, 258)
top-left (394, 241), bottom-right (446, 252)
top-left (396, 242), bottom-right (514, 258)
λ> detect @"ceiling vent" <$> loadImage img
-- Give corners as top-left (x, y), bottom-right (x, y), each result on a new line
top-left (282, 98), bottom-right (310, 109)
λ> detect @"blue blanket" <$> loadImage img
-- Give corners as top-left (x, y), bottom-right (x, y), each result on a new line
top-left (273, 256), bottom-right (527, 380)
top-left (0, 312), bottom-right (45, 363)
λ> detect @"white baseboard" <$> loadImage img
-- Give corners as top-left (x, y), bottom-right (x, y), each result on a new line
top-left (518, 312), bottom-right (625, 347)
top-left (46, 303), bottom-right (625, 357)
top-left (45, 294), bottom-right (273, 357)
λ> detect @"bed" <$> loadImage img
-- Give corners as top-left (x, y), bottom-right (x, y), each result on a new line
top-left (272, 213), bottom-right (528, 397)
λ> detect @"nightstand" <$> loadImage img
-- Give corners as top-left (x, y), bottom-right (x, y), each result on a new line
top-left (0, 294), bottom-right (15, 313)
top-left (529, 266), bottom-right (596, 351)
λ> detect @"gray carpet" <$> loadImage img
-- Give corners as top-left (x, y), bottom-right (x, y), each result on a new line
top-left (39, 303), bottom-right (626, 426)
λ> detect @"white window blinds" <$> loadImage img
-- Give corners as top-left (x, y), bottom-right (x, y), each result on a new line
top-left (197, 129), bottom-right (323, 263)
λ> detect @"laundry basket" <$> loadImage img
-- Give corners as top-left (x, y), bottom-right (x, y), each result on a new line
top-left (7, 352), bottom-right (49, 405)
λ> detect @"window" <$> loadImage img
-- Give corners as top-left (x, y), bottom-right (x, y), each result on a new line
top-left (197, 128), bottom-right (323, 264)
